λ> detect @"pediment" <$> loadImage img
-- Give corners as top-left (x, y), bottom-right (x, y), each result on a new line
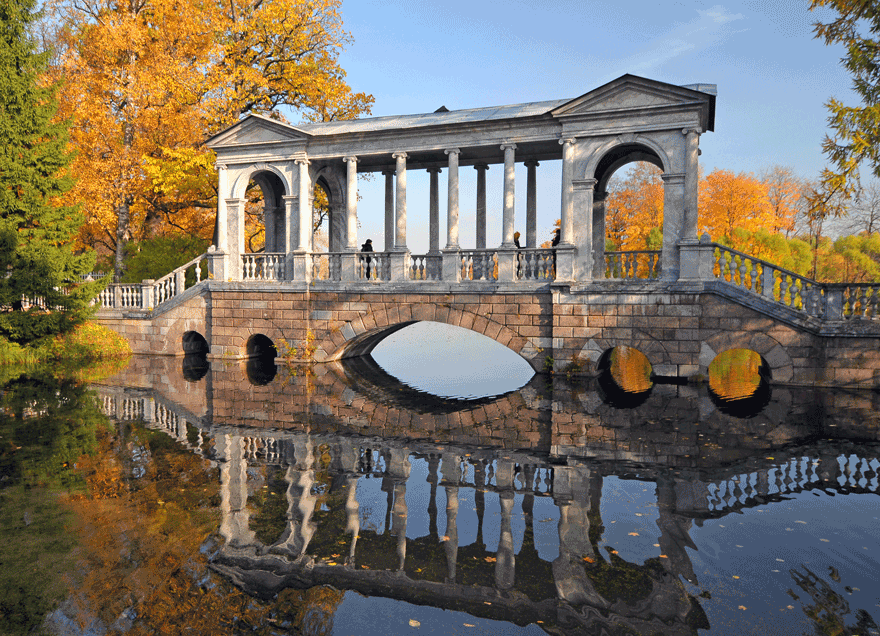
top-left (206, 114), bottom-right (311, 149)
top-left (552, 74), bottom-right (713, 118)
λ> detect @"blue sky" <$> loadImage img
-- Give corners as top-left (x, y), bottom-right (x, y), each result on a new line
top-left (310, 0), bottom-right (856, 252)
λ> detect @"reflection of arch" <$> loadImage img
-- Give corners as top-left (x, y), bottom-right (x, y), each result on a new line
top-left (245, 334), bottom-right (277, 385)
top-left (313, 306), bottom-right (538, 370)
top-left (595, 346), bottom-right (654, 408)
top-left (707, 348), bottom-right (772, 417)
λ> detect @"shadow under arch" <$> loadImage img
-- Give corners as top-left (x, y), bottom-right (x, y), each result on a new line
top-left (182, 330), bottom-right (209, 355)
top-left (707, 348), bottom-right (772, 417)
top-left (596, 345), bottom-right (654, 408)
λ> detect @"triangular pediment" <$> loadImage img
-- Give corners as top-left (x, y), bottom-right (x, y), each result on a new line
top-left (552, 74), bottom-right (713, 119)
top-left (206, 114), bottom-right (311, 149)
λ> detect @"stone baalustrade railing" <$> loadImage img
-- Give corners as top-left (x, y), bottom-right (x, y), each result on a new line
top-left (697, 241), bottom-right (880, 321)
top-left (97, 252), bottom-right (211, 310)
top-left (242, 253), bottom-right (285, 281)
top-left (604, 250), bottom-right (661, 279)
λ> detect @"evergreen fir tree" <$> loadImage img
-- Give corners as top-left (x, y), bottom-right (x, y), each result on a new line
top-left (0, 0), bottom-right (102, 344)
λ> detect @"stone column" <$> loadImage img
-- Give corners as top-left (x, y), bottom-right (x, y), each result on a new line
top-left (383, 168), bottom-right (395, 252)
top-left (592, 193), bottom-right (604, 279)
top-left (215, 163), bottom-right (229, 252)
top-left (500, 143), bottom-right (517, 247)
top-left (560, 138), bottom-right (576, 245)
top-left (474, 163), bottom-right (488, 249)
top-left (289, 157), bottom-right (312, 282)
top-left (224, 198), bottom-right (245, 280)
top-left (662, 172), bottom-right (686, 281)
top-left (445, 148), bottom-right (460, 249)
top-left (525, 159), bottom-right (539, 248)
top-left (567, 178), bottom-right (595, 282)
top-left (343, 156), bottom-right (358, 251)
top-left (393, 152), bottom-right (408, 250)
top-left (683, 127), bottom-right (702, 242)
top-left (427, 167), bottom-right (441, 253)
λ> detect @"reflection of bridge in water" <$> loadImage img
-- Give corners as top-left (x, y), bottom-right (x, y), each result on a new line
top-left (95, 356), bottom-right (880, 634)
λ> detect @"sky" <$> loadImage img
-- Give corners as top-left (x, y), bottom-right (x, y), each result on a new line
top-left (299, 0), bottom-right (857, 253)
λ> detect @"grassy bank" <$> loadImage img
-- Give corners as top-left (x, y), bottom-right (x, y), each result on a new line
top-left (0, 322), bottom-right (131, 366)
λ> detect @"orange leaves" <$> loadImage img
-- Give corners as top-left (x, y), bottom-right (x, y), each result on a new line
top-left (605, 162), bottom-right (664, 251)
top-left (699, 169), bottom-right (778, 241)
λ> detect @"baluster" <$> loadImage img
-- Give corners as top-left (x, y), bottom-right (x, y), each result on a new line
top-left (738, 257), bottom-right (747, 288)
top-left (778, 275), bottom-right (790, 307)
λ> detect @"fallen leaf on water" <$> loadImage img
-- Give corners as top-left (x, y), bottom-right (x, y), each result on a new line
top-left (787, 605), bottom-right (794, 610)
top-left (739, 605), bottom-right (748, 610)
top-left (464, 624), bottom-right (475, 628)
top-left (654, 544), bottom-right (660, 547)
top-left (583, 557), bottom-right (594, 563)
top-left (795, 520), bottom-right (807, 525)
top-left (628, 532), bottom-right (639, 536)
top-left (441, 535), bottom-right (450, 541)
top-left (659, 555), bottom-right (668, 559)
top-left (733, 576), bottom-right (741, 579)
top-left (611, 550), bottom-right (618, 555)
top-left (409, 619), bottom-right (420, 627)
top-left (361, 565), bottom-right (370, 569)
top-left (331, 554), bottom-right (340, 558)
top-left (820, 538), bottom-right (830, 542)
top-left (484, 557), bottom-right (496, 563)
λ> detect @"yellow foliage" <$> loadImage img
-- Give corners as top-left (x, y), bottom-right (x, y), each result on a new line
top-left (605, 163), bottom-right (664, 251)
top-left (699, 169), bottom-right (776, 240)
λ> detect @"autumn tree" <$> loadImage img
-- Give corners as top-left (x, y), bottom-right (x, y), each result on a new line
top-left (698, 169), bottom-right (776, 243)
top-left (760, 165), bottom-right (803, 236)
top-left (604, 162), bottom-right (664, 251)
top-left (50, 0), bottom-right (373, 279)
top-left (0, 0), bottom-right (102, 343)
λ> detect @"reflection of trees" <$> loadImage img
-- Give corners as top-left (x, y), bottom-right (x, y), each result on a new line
top-left (790, 566), bottom-right (879, 636)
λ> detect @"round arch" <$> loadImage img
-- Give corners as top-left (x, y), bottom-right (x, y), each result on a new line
top-left (702, 331), bottom-right (794, 383)
top-left (312, 305), bottom-right (543, 371)
top-left (230, 163), bottom-right (291, 200)
top-left (583, 135), bottom-right (672, 187)
top-left (314, 165), bottom-right (347, 252)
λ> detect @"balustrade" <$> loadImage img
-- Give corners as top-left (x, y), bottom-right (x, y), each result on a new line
top-left (408, 254), bottom-right (441, 280)
top-left (311, 253), bottom-right (342, 281)
top-left (604, 250), bottom-right (661, 279)
top-left (241, 253), bottom-right (284, 281)
top-left (358, 252), bottom-right (390, 281)
top-left (516, 249), bottom-right (555, 281)
top-left (459, 250), bottom-right (497, 281)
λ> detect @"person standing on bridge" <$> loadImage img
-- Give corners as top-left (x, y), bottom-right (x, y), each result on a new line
top-left (361, 238), bottom-right (374, 279)
top-left (551, 227), bottom-right (560, 278)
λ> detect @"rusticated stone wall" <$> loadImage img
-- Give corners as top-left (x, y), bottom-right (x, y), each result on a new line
top-left (94, 281), bottom-right (880, 389)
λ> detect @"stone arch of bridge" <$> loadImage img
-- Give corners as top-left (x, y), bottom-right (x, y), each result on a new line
top-left (578, 334), bottom-right (675, 376)
top-left (313, 305), bottom-right (542, 371)
top-left (702, 331), bottom-right (793, 383)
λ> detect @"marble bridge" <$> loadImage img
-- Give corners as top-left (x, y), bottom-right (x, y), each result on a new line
top-left (94, 75), bottom-right (880, 388)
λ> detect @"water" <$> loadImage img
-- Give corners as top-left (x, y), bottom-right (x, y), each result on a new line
top-left (1, 327), bottom-right (879, 635)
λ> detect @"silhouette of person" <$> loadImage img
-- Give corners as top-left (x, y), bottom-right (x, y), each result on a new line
top-left (551, 227), bottom-right (560, 277)
top-left (361, 238), bottom-right (373, 279)
top-left (514, 231), bottom-right (522, 278)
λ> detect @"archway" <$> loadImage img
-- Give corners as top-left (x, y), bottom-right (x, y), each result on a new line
top-left (596, 345), bottom-right (654, 408)
top-left (707, 348), bottom-right (772, 417)
top-left (245, 171), bottom-right (287, 254)
top-left (245, 334), bottom-right (277, 385)
top-left (591, 143), bottom-right (666, 280)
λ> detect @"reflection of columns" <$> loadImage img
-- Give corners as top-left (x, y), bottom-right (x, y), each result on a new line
top-left (427, 167), bottom-right (441, 253)
top-left (343, 156), bottom-right (358, 251)
top-left (496, 492), bottom-right (516, 590)
top-left (656, 477), bottom-right (699, 584)
top-left (295, 158), bottom-right (312, 252)
top-left (219, 435), bottom-right (256, 547)
top-left (501, 143), bottom-right (517, 247)
top-left (388, 448), bottom-right (411, 571)
top-left (444, 485), bottom-right (459, 582)
top-left (383, 168), bottom-right (395, 252)
top-left (560, 138), bottom-right (575, 245)
top-left (344, 476), bottom-right (360, 565)
top-left (274, 438), bottom-right (317, 556)
top-left (393, 152), bottom-right (408, 250)
top-left (474, 163), bottom-right (488, 249)
top-left (445, 148), bottom-right (460, 249)
top-left (427, 455), bottom-right (441, 536)
top-left (683, 128), bottom-right (701, 241)
top-left (661, 172), bottom-right (685, 280)
top-left (525, 159), bottom-right (539, 248)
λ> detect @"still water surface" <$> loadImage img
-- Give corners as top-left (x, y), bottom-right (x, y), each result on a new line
top-left (1, 323), bottom-right (879, 635)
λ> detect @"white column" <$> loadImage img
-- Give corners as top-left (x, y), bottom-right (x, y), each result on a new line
top-left (560, 138), bottom-right (575, 245)
top-left (570, 178), bottom-right (596, 282)
top-left (663, 172), bottom-right (686, 280)
top-left (683, 127), bottom-right (701, 241)
top-left (295, 157), bottom-right (311, 252)
top-left (215, 163), bottom-right (228, 252)
top-left (393, 152), bottom-right (407, 250)
top-left (427, 167), bottom-right (441, 253)
top-left (474, 163), bottom-right (488, 249)
top-left (383, 168), bottom-right (394, 252)
top-left (445, 148), bottom-right (460, 249)
top-left (501, 143), bottom-right (517, 247)
top-left (525, 159), bottom-right (539, 248)
top-left (343, 156), bottom-right (358, 251)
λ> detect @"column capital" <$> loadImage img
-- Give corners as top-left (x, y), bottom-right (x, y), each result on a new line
top-left (281, 194), bottom-right (298, 203)
top-left (294, 156), bottom-right (310, 166)
top-left (524, 158), bottom-right (540, 168)
top-left (444, 148), bottom-right (460, 156)
top-left (392, 151), bottom-right (408, 160)
top-left (215, 163), bottom-right (227, 171)
top-left (559, 137), bottom-right (576, 146)
top-left (661, 172), bottom-right (686, 184)
top-left (381, 167), bottom-right (395, 176)
top-left (426, 166), bottom-right (442, 174)
top-left (473, 162), bottom-right (489, 171)
top-left (342, 155), bottom-right (358, 164)
top-left (571, 178), bottom-right (597, 190)
top-left (681, 127), bottom-right (703, 136)
top-left (500, 142), bottom-right (517, 152)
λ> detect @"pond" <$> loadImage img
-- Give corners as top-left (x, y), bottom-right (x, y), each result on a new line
top-left (1, 323), bottom-right (879, 635)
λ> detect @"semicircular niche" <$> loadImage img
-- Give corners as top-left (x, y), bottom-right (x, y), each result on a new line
top-left (369, 321), bottom-right (535, 399)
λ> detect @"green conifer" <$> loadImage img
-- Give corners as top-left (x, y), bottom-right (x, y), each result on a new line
top-left (0, 0), bottom-right (102, 344)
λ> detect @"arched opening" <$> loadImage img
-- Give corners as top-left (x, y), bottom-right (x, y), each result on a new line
top-left (182, 331), bottom-right (209, 382)
top-left (245, 171), bottom-right (287, 254)
top-left (369, 321), bottom-right (534, 399)
top-left (596, 345), bottom-right (653, 408)
top-left (707, 349), bottom-right (772, 416)
top-left (245, 334), bottom-right (277, 386)
top-left (593, 144), bottom-right (665, 279)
